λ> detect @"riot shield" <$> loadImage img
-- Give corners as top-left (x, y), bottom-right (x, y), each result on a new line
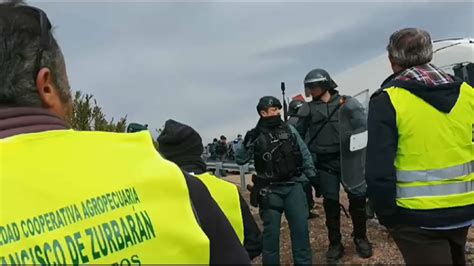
top-left (339, 90), bottom-right (369, 191)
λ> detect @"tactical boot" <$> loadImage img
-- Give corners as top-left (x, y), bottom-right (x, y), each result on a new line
top-left (354, 237), bottom-right (373, 258)
top-left (324, 199), bottom-right (344, 263)
top-left (349, 197), bottom-right (373, 259)
top-left (326, 243), bottom-right (344, 263)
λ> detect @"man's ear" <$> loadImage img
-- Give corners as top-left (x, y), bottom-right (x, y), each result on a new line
top-left (388, 54), bottom-right (395, 65)
top-left (36, 67), bottom-right (56, 107)
top-left (35, 67), bottom-right (68, 118)
top-left (388, 54), bottom-right (402, 73)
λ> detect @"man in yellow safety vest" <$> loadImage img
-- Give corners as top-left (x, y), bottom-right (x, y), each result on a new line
top-left (366, 28), bottom-right (473, 265)
top-left (0, 2), bottom-right (250, 264)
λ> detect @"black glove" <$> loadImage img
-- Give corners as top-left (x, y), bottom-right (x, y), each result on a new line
top-left (304, 182), bottom-right (315, 209)
top-left (243, 129), bottom-right (258, 147)
top-left (308, 170), bottom-right (322, 198)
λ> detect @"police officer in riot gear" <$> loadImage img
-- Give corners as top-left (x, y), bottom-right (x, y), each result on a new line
top-left (236, 96), bottom-right (318, 265)
top-left (296, 69), bottom-right (373, 263)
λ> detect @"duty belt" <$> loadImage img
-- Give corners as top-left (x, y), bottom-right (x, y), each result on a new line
top-left (269, 181), bottom-right (296, 186)
top-left (258, 182), bottom-right (296, 197)
top-left (253, 176), bottom-right (296, 187)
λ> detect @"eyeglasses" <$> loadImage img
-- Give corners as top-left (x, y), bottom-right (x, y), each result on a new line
top-left (17, 6), bottom-right (52, 81)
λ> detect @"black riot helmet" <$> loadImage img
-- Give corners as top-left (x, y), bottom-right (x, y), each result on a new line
top-left (256, 96), bottom-right (282, 113)
top-left (126, 123), bottom-right (148, 133)
top-left (304, 68), bottom-right (338, 91)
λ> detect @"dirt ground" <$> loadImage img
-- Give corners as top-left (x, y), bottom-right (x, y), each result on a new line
top-left (223, 174), bottom-right (474, 265)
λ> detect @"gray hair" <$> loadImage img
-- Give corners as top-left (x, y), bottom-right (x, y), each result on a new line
top-left (0, 1), bottom-right (71, 107)
top-left (386, 28), bottom-right (433, 68)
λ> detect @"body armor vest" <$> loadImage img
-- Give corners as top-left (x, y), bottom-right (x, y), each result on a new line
top-left (253, 125), bottom-right (303, 182)
top-left (307, 93), bottom-right (342, 154)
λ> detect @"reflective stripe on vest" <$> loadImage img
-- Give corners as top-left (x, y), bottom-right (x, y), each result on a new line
top-left (397, 177), bottom-right (474, 198)
top-left (385, 82), bottom-right (474, 210)
top-left (196, 173), bottom-right (244, 243)
top-left (397, 161), bottom-right (473, 182)
top-left (0, 130), bottom-right (209, 264)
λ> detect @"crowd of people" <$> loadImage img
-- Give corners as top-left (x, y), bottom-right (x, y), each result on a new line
top-left (0, 1), bottom-right (472, 265)
top-left (205, 134), bottom-right (243, 162)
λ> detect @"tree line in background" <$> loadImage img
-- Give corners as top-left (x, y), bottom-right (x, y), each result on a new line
top-left (71, 91), bottom-right (127, 132)
top-left (70, 91), bottom-right (160, 149)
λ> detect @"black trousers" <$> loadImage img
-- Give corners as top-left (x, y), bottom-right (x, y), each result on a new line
top-left (389, 225), bottom-right (470, 265)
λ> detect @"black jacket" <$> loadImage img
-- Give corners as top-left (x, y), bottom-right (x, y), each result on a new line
top-left (366, 76), bottom-right (474, 228)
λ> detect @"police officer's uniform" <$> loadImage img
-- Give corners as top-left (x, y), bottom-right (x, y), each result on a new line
top-left (295, 69), bottom-right (373, 262)
top-left (236, 96), bottom-right (317, 265)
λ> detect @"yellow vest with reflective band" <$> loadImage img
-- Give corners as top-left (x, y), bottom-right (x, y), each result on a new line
top-left (196, 173), bottom-right (244, 243)
top-left (0, 130), bottom-right (209, 265)
top-left (385, 82), bottom-right (474, 210)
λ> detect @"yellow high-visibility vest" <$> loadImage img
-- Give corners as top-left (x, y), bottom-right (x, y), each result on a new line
top-left (385, 82), bottom-right (474, 210)
top-left (196, 173), bottom-right (244, 243)
top-left (0, 130), bottom-right (209, 265)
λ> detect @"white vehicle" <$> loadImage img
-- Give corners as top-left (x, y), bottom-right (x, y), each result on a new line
top-left (333, 38), bottom-right (474, 97)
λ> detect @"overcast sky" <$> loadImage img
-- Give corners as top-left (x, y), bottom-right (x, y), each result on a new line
top-left (32, 0), bottom-right (474, 142)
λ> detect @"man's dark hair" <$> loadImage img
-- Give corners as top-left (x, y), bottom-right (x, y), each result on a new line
top-left (0, 0), bottom-right (70, 107)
